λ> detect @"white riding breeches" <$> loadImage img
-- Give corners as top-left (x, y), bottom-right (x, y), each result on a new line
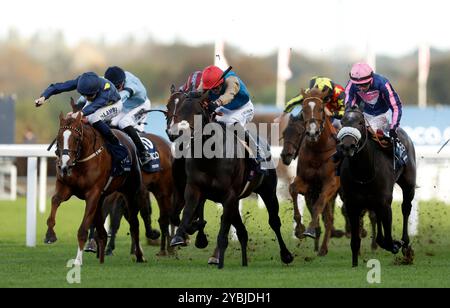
top-left (110, 99), bottom-right (151, 130)
top-left (215, 101), bottom-right (254, 126)
top-left (364, 112), bottom-right (390, 133)
top-left (85, 100), bottom-right (123, 124)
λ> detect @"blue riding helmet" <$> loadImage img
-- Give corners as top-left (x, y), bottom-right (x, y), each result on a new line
top-left (104, 66), bottom-right (126, 88)
top-left (77, 72), bottom-right (101, 96)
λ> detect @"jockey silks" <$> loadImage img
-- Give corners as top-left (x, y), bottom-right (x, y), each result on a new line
top-left (209, 71), bottom-right (250, 110)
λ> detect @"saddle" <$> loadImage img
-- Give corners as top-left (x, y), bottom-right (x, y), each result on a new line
top-left (139, 136), bottom-right (162, 173)
top-left (367, 127), bottom-right (408, 169)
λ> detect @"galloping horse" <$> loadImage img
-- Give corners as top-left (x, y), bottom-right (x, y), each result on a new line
top-left (280, 110), bottom-right (378, 253)
top-left (165, 86), bottom-right (209, 249)
top-left (167, 93), bottom-right (294, 269)
top-left (102, 132), bottom-right (175, 257)
top-left (280, 88), bottom-right (340, 256)
top-left (338, 105), bottom-right (416, 266)
top-left (45, 111), bottom-right (148, 265)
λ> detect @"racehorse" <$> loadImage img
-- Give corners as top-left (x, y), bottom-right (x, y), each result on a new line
top-left (167, 92), bottom-right (294, 269)
top-left (165, 86), bottom-right (209, 249)
top-left (44, 111), bottom-right (148, 265)
top-left (280, 110), bottom-right (378, 253)
top-left (338, 105), bottom-right (416, 266)
top-left (279, 88), bottom-right (340, 256)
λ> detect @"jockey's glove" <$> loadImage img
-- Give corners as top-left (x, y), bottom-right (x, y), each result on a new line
top-left (389, 128), bottom-right (398, 140)
top-left (35, 96), bottom-right (46, 107)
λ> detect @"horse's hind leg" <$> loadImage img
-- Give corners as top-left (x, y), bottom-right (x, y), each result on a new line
top-left (369, 211), bottom-right (378, 250)
top-left (93, 197), bottom-right (108, 263)
top-left (140, 193), bottom-right (161, 242)
top-left (45, 181), bottom-right (71, 244)
top-left (230, 203), bottom-right (249, 267)
top-left (256, 174), bottom-right (294, 265)
top-left (125, 189), bottom-right (147, 263)
top-left (106, 197), bottom-right (125, 256)
top-left (318, 202), bottom-right (333, 257)
top-left (75, 192), bottom-right (102, 266)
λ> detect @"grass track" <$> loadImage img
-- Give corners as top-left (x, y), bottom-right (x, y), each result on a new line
top-left (0, 197), bottom-right (449, 288)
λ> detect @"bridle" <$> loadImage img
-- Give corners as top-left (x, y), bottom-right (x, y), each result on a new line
top-left (58, 122), bottom-right (104, 167)
top-left (303, 96), bottom-right (326, 138)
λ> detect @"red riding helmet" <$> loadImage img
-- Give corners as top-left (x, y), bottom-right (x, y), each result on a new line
top-left (202, 65), bottom-right (224, 90)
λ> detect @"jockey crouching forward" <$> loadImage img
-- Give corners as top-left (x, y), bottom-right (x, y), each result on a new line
top-left (200, 65), bottom-right (265, 179)
top-left (345, 62), bottom-right (408, 167)
top-left (104, 66), bottom-right (153, 166)
top-left (35, 72), bottom-right (130, 177)
top-left (277, 76), bottom-right (346, 147)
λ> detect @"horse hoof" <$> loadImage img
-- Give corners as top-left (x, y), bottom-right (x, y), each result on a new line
top-left (303, 228), bottom-right (316, 239)
top-left (44, 232), bottom-right (57, 244)
top-left (294, 225), bottom-right (306, 239)
top-left (74, 259), bottom-right (82, 267)
top-left (195, 235), bottom-right (209, 249)
top-left (84, 239), bottom-right (97, 253)
top-left (331, 229), bottom-right (345, 238)
top-left (170, 235), bottom-right (187, 247)
top-left (156, 250), bottom-right (167, 257)
top-left (318, 249), bottom-right (328, 257)
top-left (146, 229), bottom-right (161, 240)
top-left (281, 252), bottom-right (294, 264)
top-left (106, 249), bottom-right (114, 256)
top-left (136, 256), bottom-right (147, 263)
top-left (208, 257), bottom-right (219, 265)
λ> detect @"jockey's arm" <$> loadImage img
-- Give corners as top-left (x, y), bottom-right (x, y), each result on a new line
top-left (41, 78), bottom-right (79, 100)
top-left (216, 76), bottom-right (240, 106)
top-left (119, 87), bottom-right (134, 103)
top-left (344, 81), bottom-right (357, 109)
top-left (283, 93), bottom-right (304, 114)
top-left (82, 96), bottom-right (110, 116)
top-left (381, 82), bottom-right (402, 129)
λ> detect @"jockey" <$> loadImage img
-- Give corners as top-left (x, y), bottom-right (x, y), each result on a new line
top-left (200, 65), bottom-right (264, 177)
top-left (179, 70), bottom-right (203, 93)
top-left (35, 72), bottom-right (129, 176)
top-left (345, 62), bottom-right (407, 165)
top-left (104, 66), bottom-right (152, 166)
top-left (284, 76), bottom-right (345, 127)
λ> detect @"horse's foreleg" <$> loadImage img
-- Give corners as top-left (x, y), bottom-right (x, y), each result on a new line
top-left (318, 202), bottom-right (333, 257)
top-left (45, 181), bottom-right (72, 244)
top-left (230, 204), bottom-right (249, 267)
top-left (349, 205), bottom-right (363, 267)
top-left (369, 211), bottom-right (378, 250)
top-left (153, 188), bottom-right (172, 256)
top-left (305, 177), bottom-right (339, 239)
top-left (171, 184), bottom-right (203, 247)
top-left (93, 196), bottom-right (107, 263)
top-left (290, 178), bottom-right (305, 239)
top-left (126, 187), bottom-right (147, 263)
top-left (75, 191), bottom-right (102, 266)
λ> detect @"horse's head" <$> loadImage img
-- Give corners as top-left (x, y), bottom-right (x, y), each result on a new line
top-left (337, 105), bottom-right (367, 157)
top-left (57, 111), bottom-right (84, 177)
top-left (167, 90), bottom-right (210, 142)
top-left (166, 85), bottom-right (188, 141)
top-left (301, 88), bottom-right (329, 142)
top-left (280, 114), bottom-right (304, 165)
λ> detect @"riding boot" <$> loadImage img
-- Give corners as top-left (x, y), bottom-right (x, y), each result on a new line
top-left (123, 126), bottom-right (152, 165)
top-left (92, 121), bottom-right (130, 176)
top-left (393, 138), bottom-right (408, 168)
top-left (243, 128), bottom-right (267, 182)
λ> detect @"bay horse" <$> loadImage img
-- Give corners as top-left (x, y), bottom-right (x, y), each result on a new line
top-left (167, 92), bottom-right (294, 269)
top-left (44, 111), bottom-right (148, 265)
top-left (100, 131), bottom-right (175, 257)
top-left (338, 105), bottom-right (416, 266)
top-left (279, 88), bottom-right (340, 256)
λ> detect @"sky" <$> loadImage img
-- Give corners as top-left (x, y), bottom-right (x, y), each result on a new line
top-left (1, 0), bottom-right (449, 57)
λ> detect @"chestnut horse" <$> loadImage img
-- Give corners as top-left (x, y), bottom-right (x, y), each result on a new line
top-left (280, 88), bottom-right (340, 256)
top-left (44, 112), bottom-right (148, 265)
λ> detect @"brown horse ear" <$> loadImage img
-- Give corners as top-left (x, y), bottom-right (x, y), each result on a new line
top-left (70, 97), bottom-right (77, 112)
top-left (300, 88), bottom-right (307, 97)
top-left (59, 111), bottom-right (64, 123)
top-left (75, 111), bottom-right (82, 123)
top-left (170, 84), bottom-right (176, 94)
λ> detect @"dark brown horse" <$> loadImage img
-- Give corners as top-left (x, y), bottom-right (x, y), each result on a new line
top-left (100, 132), bottom-right (176, 256)
top-left (167, 92), bottom-right (294, 269)
top-left (280, 88), bottom-right (340, 256)
top-left (44, 112), bottom-right (148, 265)
top-left (338, 105), bottom-right (416, 266)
